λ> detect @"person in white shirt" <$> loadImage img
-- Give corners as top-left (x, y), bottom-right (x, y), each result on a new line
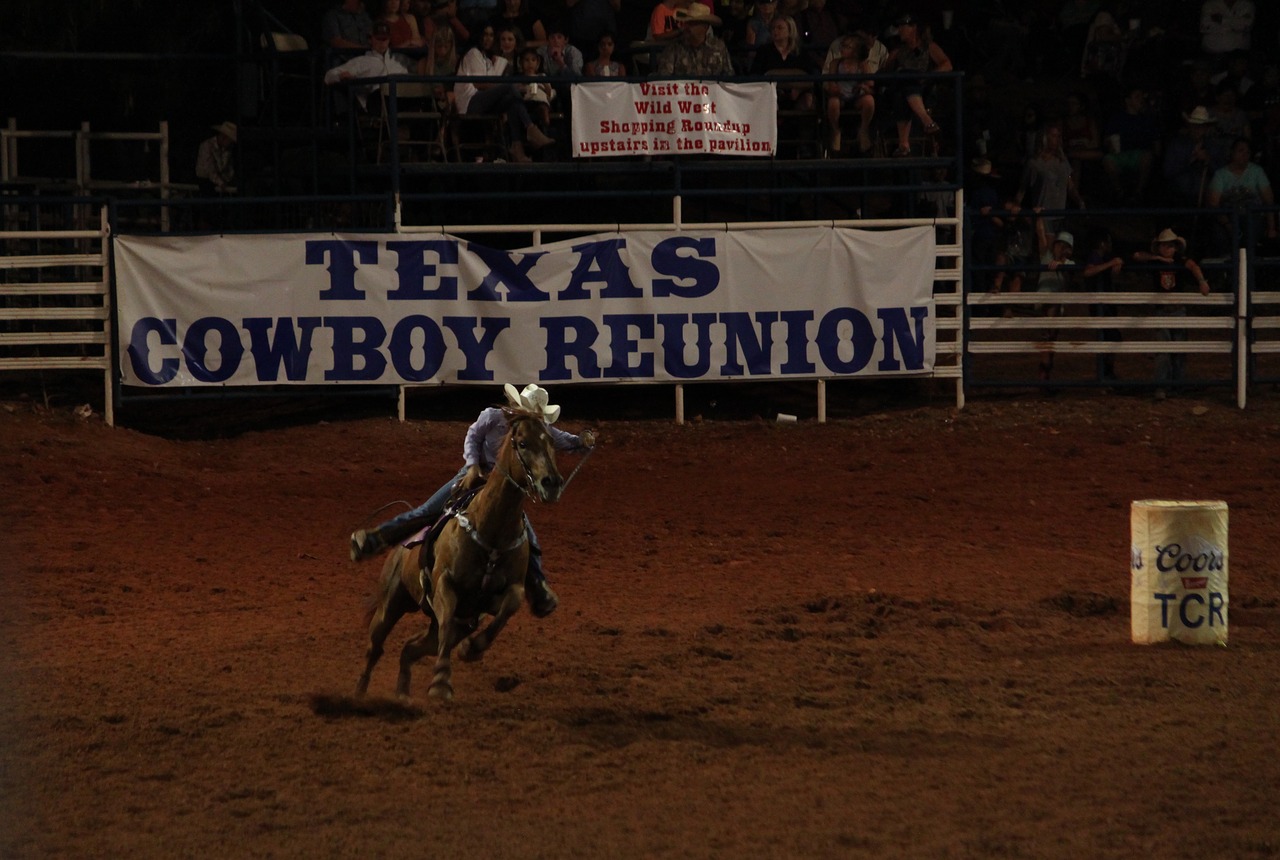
top-left (454, 24), bottom-right (556, 162)
top-left (1199, 0), bottom-right (1254, 58)
top-left (323, 20), bottom-right (414, 111)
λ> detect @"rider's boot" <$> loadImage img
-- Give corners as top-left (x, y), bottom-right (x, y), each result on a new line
top-left (350, 518), bottom-right (431, 562)
top-left (524, 548), bottom-right (559, 618)
top-left (350, 527), bottom-right (388, 562)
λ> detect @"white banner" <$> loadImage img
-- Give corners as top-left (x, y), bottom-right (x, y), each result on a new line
top-left (114, 227), bottom-right (936, 387)
top-left (571, 81), bottom-right (777, 158)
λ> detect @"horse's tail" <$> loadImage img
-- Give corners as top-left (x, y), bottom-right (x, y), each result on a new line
top-left (361, 548), bottom-right (408, 628)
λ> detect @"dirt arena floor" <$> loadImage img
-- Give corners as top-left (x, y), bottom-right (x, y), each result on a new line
top-left (2, 381), bottom-right (1279, 859)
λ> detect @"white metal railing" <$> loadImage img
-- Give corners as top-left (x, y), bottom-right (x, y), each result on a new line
top-left (0, 205), bottom-right (113, 424)
top-left (3, 119), bottom-right (193, 231)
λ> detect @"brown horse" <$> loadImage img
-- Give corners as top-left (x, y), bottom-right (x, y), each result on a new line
top-left (355, 409), bottom-right (565, 701)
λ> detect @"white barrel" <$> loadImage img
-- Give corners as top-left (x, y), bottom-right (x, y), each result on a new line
top-left (1130, 500), bottom-right (1228, 645)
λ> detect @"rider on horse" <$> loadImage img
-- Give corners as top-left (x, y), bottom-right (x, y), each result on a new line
top-left (350, 383), bottom-right (595, 618)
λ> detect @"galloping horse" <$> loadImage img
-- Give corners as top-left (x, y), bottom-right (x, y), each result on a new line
top-left (356, 408), bottom-right (565, 701)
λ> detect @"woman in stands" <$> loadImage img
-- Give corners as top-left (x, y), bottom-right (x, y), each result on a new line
top-left (454, 24), bottom-right (555, 162)
top-left (881, 13), bottom-right (951, 157)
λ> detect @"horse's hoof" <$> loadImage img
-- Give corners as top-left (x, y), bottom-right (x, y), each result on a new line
top-left (427, 683), bottom-right (453, 701)
top-left (457, 639), bottom-right (484, 663)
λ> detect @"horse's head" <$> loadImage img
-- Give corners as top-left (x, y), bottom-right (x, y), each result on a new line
top-left (505, 410), bottom-right (565, 503)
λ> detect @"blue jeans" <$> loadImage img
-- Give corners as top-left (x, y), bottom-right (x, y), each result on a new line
top-left (374, 466), bottom-right (547, 583)
top-left (466, 85), bottom-right (536, 148)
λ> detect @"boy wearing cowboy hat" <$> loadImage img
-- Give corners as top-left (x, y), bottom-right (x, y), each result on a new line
top-left (351, 384), bottom-right (595, 618)
top-left (1131, 228), bottom-right (1211, 399)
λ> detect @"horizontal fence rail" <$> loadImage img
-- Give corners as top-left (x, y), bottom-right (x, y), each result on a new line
top-left (0, 202), bottom-right (113, 423)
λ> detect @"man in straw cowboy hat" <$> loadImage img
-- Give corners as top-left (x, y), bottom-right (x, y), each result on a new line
top-left (652, 3), bottom-right (734, 77)
top-left (1162, 105), bottom-right (1227, 208)
top-left (351, 384), bottom-right (596, 618)
top-left (1130, 227), bottom-right (1211, 399)
top-left (195, 121), bottom-right (237, 196)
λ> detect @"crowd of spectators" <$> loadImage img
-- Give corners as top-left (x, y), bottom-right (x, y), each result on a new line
top-left (313, 0), bottom-right (1277, 184)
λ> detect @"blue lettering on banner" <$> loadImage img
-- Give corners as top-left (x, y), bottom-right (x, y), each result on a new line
top-left (127, 306), bottom-right (930, 385)
top-left (123, 231), bottom-right (942, 387)
top-left (308, 240), bottom-right (379, 300)
top-left (1153, 592), bottom-right (1227, 629)
top-left (385, 240), bottom-right (460, 300)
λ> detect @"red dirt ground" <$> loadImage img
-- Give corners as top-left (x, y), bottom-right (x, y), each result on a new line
top-left (2, 385), bottom-right (1279, 859)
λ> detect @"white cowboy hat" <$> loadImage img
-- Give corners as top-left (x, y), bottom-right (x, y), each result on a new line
top-left (1151, 228), bottom-right (1187, 251)
top-left (211, 121), bottom-right (238, 143)
top-left (1182, 106), bottom-right (1217, 125)
top-left (674, 4), bottom-right (722, 27)
top-left (503, 383), bottom-right (561, 424)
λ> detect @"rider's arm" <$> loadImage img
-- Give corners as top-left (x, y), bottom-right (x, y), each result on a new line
top-left (549, 424), bottom-right (595, 451)
top-left (463, 407), bottom-right (505, 467)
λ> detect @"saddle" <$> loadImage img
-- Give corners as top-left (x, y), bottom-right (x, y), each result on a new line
top-left (406, 486), bottom-right (485, 576)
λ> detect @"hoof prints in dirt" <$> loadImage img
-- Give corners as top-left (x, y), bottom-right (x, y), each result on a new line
top-left (1043, 591), bottom-right (1121, 617)
top-left (309, 693), bottom-right (425, 721)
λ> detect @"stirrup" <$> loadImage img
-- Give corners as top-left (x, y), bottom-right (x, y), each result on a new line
top-left (350, 529), bottom-right (385, 562)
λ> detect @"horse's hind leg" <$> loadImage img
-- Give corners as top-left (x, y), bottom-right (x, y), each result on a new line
top-left (356, 553), bottom-right (419, 696)
top-left (396, 623), bottom-right (439, 699)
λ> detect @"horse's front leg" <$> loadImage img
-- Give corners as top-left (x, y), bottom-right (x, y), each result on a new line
top-left (428, 574), bottom-right (460, 701)
top-left (457, 583), bottom-right (524, 663)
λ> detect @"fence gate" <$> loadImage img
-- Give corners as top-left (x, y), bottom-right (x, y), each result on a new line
top-left (0, 202), bottom-right (113, 425)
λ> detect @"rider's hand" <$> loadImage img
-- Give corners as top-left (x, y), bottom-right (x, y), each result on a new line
top-left (460, 464), bottom-right (486, 490)
top-left (580, 430), bottom-right (596, 448)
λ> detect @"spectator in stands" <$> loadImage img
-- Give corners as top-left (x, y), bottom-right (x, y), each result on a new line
top-left (1032, 218), bottom-right (1076, 384)
top-left (1080, 226), bottom-right (1124, 382)
top-left (1209, 84), bottom-right (1251, 142)
top-left (744, 0), bottom-right (778, 48)
top-left (795, 0), bottom-right (844, 70)
top-left (454, 23), bottom-right (556, 162)
top-left (428, 23), bottom-right (461, 109)
top-left (1164, 105), bottom-right (1228, 208)
top-left (495, 23), bottom-right (525, 70)
top-left (1101, 85), bottom-right (1160, 203)
top-left (827, 20), bottom-right (887, 74)
top-left (1211, 51), bottom-right (1257, 108)
top-left (652, 5), bottom-right (735, 77)
top-left (565, 0), bottom-right (622, 58)
top-left (1130, 227), bottom-right (1211, 400)
top-left (1063, 91), bottom-right (1103, 196)
top-left (881, 14), bottom-right (951, 158)
top-left (518, 47), bottom-right (555, 133)
top-left (824, 33), bottom-right (875, 155)
top-left (1206, 136), bottom-right (1279, 250)
top-left (539, 27), bottom-right (585, 78)
top-left (425, 0), bottom-right (470, 47)
top-left (649, 0), bottom-right (690, 43)
top-left (490, 0), bottom-right (546, 46)
top-left (996, 199), bottom-right (1036, 310)
top-left (1079, 9), bottom-right (1124, 82)
top-left (966, 157), bottom-right (1006, 297)
top-left (1014, 122), bottom-right (1085, 237)
top-left (195, 121), bottom-right (236, 196)
top-left (458, 0), bottom-right (501, 39)
top-left (1199, 0), bottom-right (1254, 62)
top-left (381, 0), bottom-right (426, 48)
top-left (1056, 0), bottom-right (1101, 75)
top-left (584, 32), bottom-right (626, 76)
top-left (323, 20), bottom-right (414, 112)
top-left (750, 17), bottom-right (817, 109)
top-left (324, 0), bottom-right (375, 60)
top-left (1177, 58), bottom-right (1216, 119)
